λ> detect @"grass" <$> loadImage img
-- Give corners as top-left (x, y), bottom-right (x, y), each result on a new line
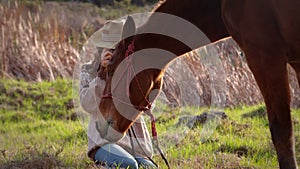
top-left (0, 78), bottom-right (91, 168)
top-left (1, 1), bottom-right (300, 168)
top-left (149, 104), bottom-right (277, 169)
top-left (1, 79), bottom-right (300, 168)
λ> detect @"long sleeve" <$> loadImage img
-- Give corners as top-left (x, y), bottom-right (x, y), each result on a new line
top-left (79, 57), bottom-right (104, 115)
top-left (79, 58), bottom-right (110, 158)
top-left (80, 77), bottom-right (105, 114)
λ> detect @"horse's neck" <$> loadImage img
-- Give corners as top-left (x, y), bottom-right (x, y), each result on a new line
top-left (135, 0), bottom-right (228, 56)
top-left (134, 33), bottom-right (191, 56)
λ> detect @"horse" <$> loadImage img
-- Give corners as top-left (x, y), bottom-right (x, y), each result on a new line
top-left (97, 0), bottom-right (300, 168)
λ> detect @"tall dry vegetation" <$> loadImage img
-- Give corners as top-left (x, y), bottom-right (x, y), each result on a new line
top-left (216, 39), bottom-right (300, 107)
top-left (163, 38), bottom-right (300, 107)
top-left (0, 1), bottom-right (299, 107)
top-left (0, 1), bottom-right (79, 81)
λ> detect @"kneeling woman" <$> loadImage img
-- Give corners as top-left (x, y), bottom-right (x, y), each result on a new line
top-left (79, 20), bottom-right (157, 169)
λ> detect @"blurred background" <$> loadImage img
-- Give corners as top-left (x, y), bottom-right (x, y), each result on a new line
top-left (1, 0), bottom-right (299, 107)
top-left (1, 1), bottom-right (300, 168)
top-left (0, 0), bottom-right (157, 81)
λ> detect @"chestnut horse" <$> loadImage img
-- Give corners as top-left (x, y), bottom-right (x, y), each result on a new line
top-left (98, 0), bottom-right (300, 168)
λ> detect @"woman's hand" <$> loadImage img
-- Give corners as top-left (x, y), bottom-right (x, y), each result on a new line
top-left (101, 49), bottom-right (113, 68)
top-left (98, 48), bottom-right (113, 79)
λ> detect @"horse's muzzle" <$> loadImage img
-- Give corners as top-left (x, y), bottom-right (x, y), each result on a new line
top-left (95, 118), bottom-right (125, 142)
top-left (101, 92), bottom-right (112, 99)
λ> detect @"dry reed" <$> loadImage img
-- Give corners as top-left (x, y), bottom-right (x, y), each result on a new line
top-left (0, 1), bottom-right (299, 107)
top-left (171, 38), bottom-right (300, 107)
top-left (0, 1), bottom-right (79, 81)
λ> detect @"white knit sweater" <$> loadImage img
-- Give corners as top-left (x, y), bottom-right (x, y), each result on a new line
top-left (79, 59), bottom-right (153, 159)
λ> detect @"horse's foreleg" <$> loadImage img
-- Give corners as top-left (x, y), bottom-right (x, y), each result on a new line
top-left (245, 50), bottom-right (297, 169)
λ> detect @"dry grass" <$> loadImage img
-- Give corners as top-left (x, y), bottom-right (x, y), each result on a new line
top-left (0, 1), bottom-right (79, 81)
top-left (0, 146), bottom-right (60, 169)
top-left (0, 1), bottom-right (299, 107)
top-left (176, 38), bottom-right (300, 107)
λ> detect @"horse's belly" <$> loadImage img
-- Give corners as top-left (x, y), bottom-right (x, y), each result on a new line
top-left (272, 1), bottom-right (300, 62)
top-left (222, 1), bottom-right (282, 50)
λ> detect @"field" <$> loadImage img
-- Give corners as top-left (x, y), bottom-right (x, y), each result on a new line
top-left (1, 1), bottom-right (300, 169)
top-left (1, 79), bottom-right (300, 169)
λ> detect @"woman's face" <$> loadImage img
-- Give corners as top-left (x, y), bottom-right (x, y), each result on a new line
top-left (101, 48), bottom-right (114, 57)
top-left (101, 48), bottom-right (115, 67)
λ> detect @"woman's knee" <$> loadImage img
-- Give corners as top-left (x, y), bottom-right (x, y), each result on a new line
top-left (135, 157), bottom-right (157, 169)
top-left (120, 157), bottom-right (138, 169)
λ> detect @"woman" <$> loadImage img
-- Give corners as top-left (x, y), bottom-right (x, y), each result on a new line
top-left (79, 20), bottom-right (157, 169)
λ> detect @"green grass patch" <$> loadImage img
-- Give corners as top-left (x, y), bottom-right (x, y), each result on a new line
top-left (0, 79), bottom-right (300, 168)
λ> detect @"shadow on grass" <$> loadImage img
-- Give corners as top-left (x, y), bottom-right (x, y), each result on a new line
top-left (0, 147), bottom-right (62, 169)
top-left (242, 106), bottom-right (266, 119)
top-left (0, 151), bottom-right (59, 169)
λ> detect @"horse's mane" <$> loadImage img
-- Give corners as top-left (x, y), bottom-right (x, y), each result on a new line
top-left (151, 0), bottom-right (167, 12)
top-left (105, 0), bottom-right (175, 75)
top-left (106, 0), bottom-right (163, 73)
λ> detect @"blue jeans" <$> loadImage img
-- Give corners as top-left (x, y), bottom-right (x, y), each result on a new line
top-left (94, 143), bottom-right (157, 169)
